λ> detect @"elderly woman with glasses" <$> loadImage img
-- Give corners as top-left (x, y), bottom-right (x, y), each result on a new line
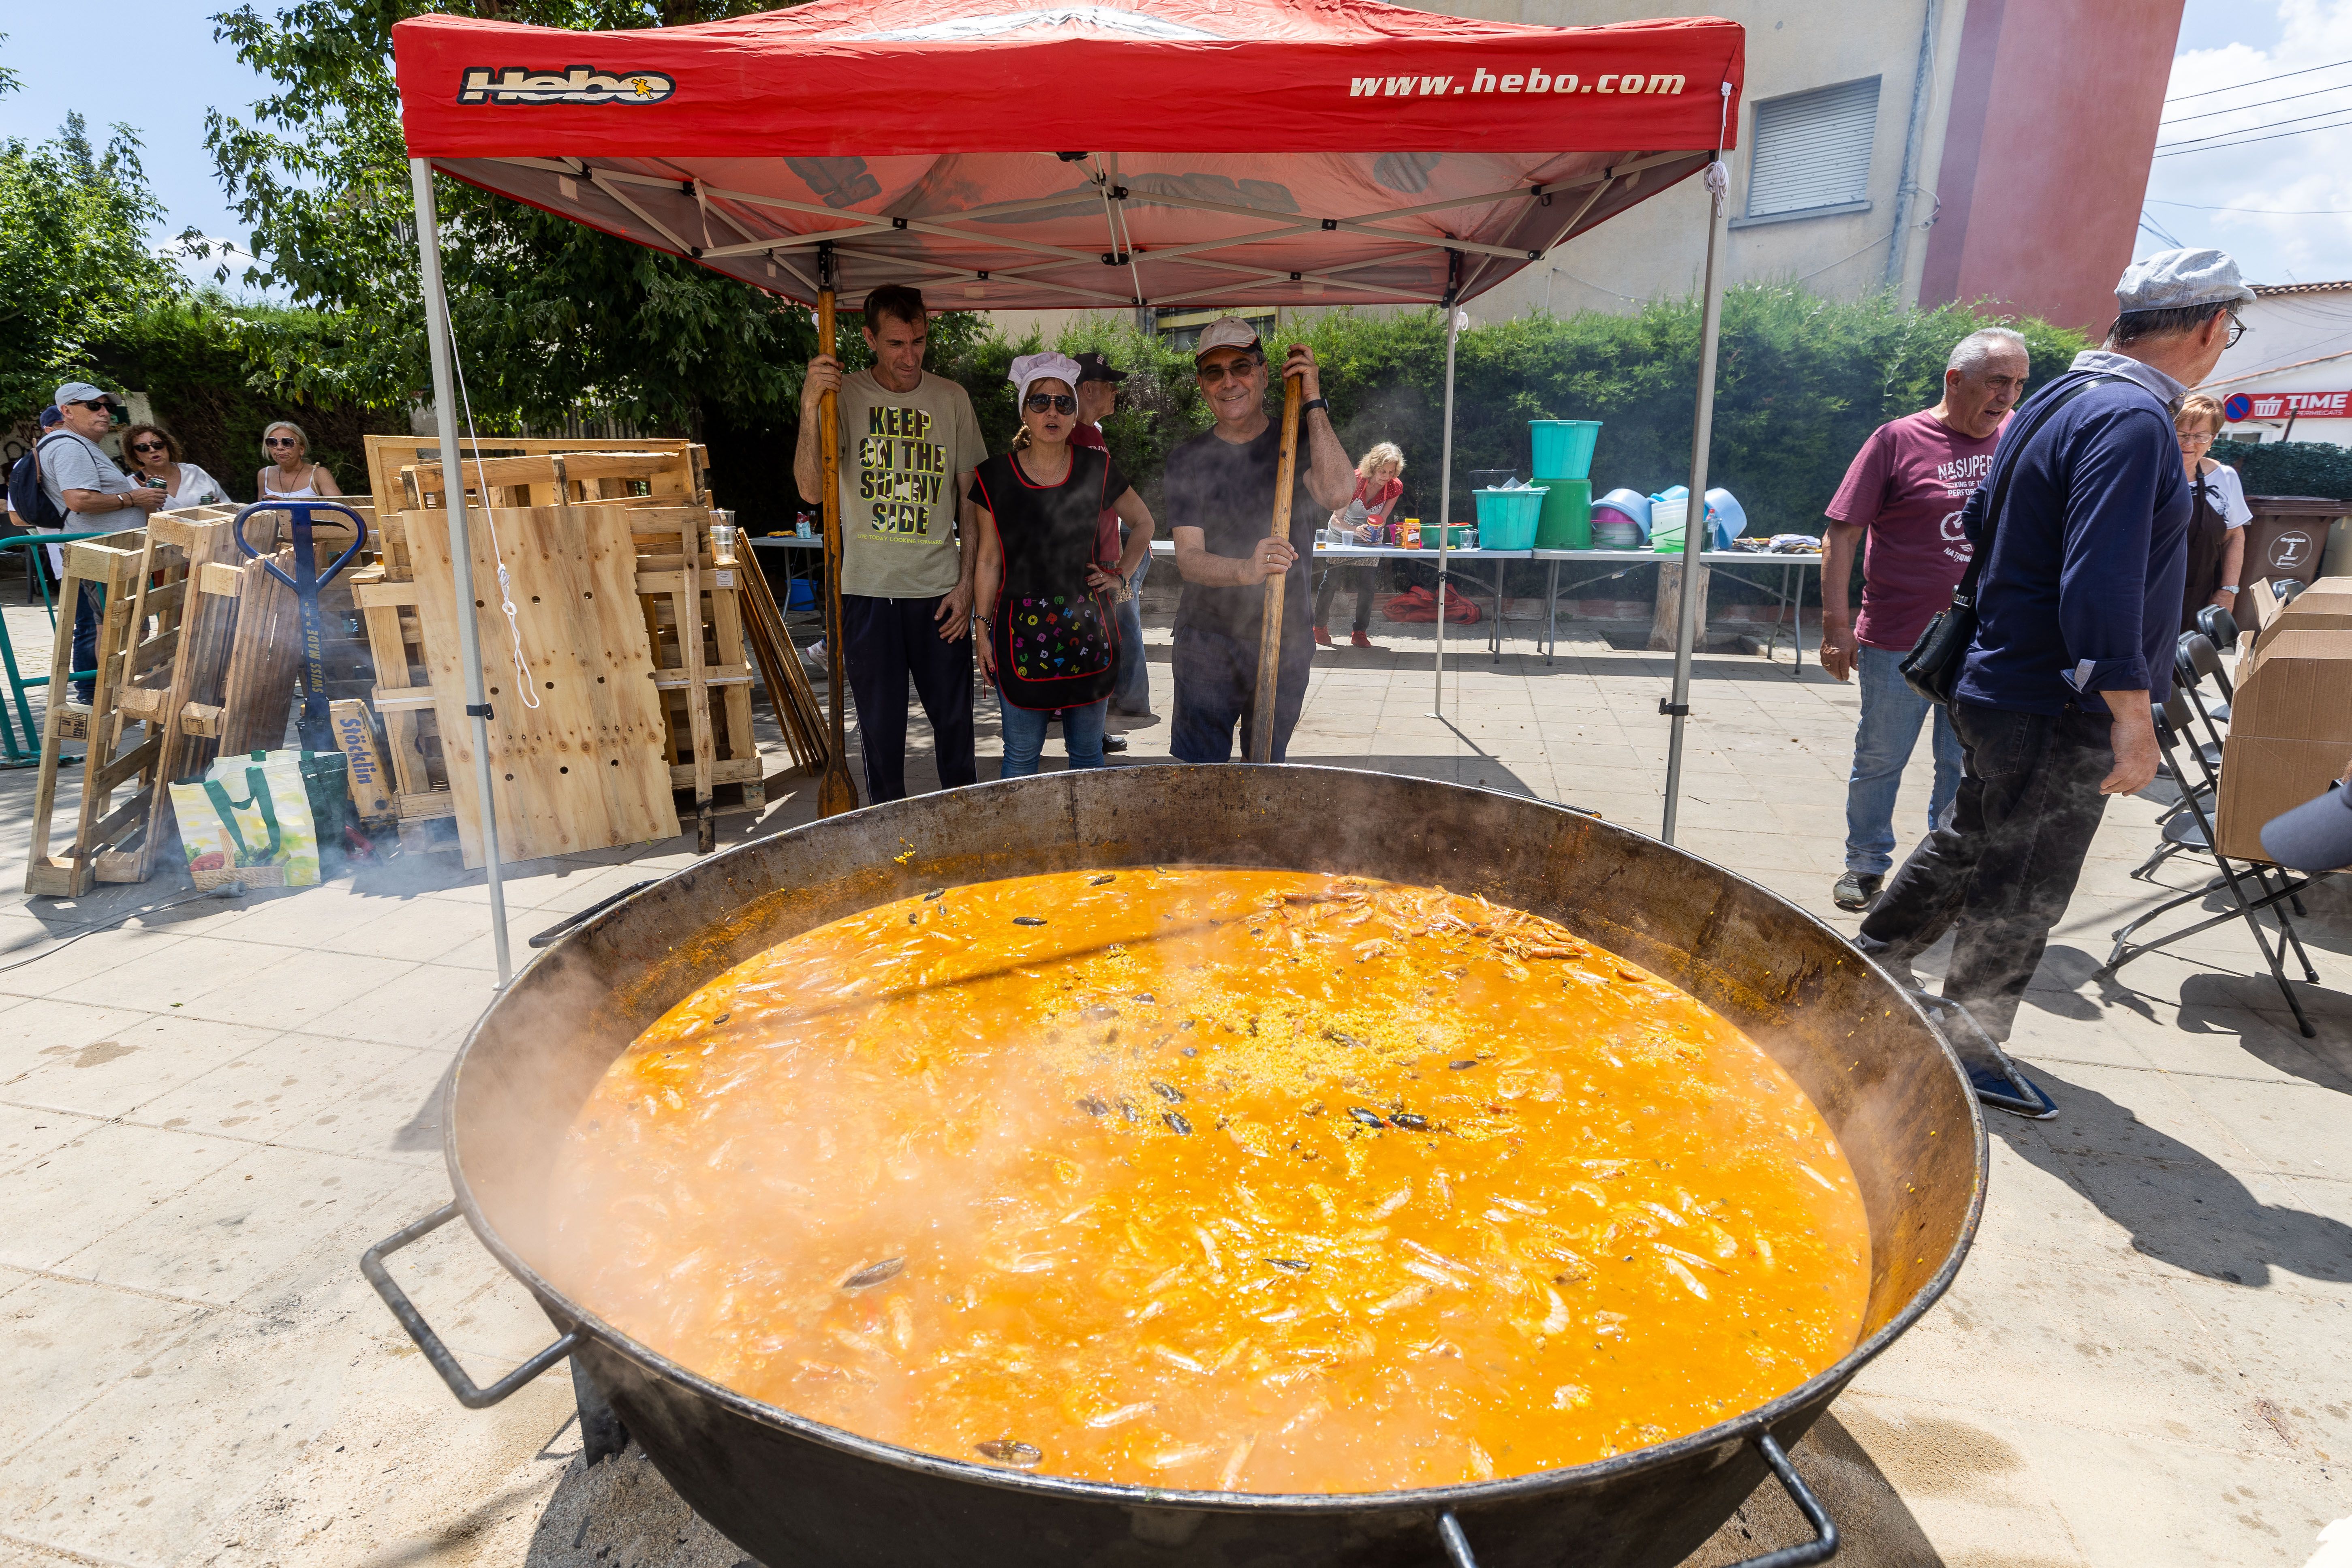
top-left (255, 420), bottom-right (343, 501)
top-left (120, 424), bottom-right (227, 510)
top-left (2173, 392), bottom-right (2251, 633)
top-left (969, 352), bottom-right (1156, 777)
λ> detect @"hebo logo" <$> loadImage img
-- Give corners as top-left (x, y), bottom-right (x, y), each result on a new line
top-left (459, 65), bottom-right (677, 105)
top-left (1347, 68), bottom-right (1686, 98)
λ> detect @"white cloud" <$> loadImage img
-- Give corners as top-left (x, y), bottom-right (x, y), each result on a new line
top-left (2142, 0), bottom-right (2352, 284)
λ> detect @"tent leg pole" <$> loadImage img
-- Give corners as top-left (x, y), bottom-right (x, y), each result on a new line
top-left (410, 157), bottom-right (511, 985)
top-left (1429, 306), bottom-right (1461, 717)
top-left (1660, 161), bottom-right (1730, 848)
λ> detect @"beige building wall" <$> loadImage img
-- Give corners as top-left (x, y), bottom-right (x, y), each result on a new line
top-left (1415, 0), bottom-right (1969, 323)
top-left (986, 2), bottom-right (1972, 346)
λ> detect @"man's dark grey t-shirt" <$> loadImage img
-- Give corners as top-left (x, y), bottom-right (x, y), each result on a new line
top-left (1165, 419), bottom-right (1322, 649)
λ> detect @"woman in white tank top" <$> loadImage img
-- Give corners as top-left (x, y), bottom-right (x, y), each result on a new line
top-left (255, 419), bottom-right (344, 502)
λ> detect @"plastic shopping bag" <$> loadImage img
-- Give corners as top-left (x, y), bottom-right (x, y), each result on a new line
top-left (169, 749), bottom-right (323, 889)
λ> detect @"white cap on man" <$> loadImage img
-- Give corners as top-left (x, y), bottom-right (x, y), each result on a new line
top-left (1192, 317), bottom-right (1263, 359)
top-left (2114, 248), bottom-right (2255, 314)
top-left (53, 381), bottom-right (123, 413)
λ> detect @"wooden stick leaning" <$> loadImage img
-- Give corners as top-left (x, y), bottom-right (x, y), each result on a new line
top-left (816, 279), bottom-right (861, 818)
top-left (1248, 372), bottom-right (1305, 764)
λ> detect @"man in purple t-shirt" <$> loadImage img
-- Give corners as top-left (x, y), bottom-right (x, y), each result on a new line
top-left (1820, 328), bottom-right (2030, 911)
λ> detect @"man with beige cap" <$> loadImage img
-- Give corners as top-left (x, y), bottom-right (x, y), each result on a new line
top-left (1854, 248), bottom-right (2251, 1112)
top-left (1164, 319), bottom-right (1356, 762)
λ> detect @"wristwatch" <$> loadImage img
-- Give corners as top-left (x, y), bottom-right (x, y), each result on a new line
top-left (2218, 584), bottom-right (2239, 594)
top-left (1301, 397), bottom-right (1330, 415)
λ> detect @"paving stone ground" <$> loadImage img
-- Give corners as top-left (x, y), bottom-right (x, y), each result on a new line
top-left (1, 589), bottom-right (2346, 1568)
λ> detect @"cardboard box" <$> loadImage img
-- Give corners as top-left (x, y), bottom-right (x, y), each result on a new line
top-left (2211, 625), bottom-right (2352, 864)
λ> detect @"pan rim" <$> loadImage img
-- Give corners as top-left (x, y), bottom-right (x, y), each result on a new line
top-left (441, 765), bottom-right (1989, 1513)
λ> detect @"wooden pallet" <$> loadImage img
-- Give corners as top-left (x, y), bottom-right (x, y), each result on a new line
top-left (364, 436), bottom-right (704, 521)
top-left (361, 446), bottom-right (784, 854)
top-left (387, 502), bottom-right (679, 868)
top-left (24, 510), bottom-right (246, 896)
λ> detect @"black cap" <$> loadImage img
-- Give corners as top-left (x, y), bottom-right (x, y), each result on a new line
top-left (2261, 781), bottom-right (2352, 872)
top-left (1072, 351), bottom-right (1128, 385)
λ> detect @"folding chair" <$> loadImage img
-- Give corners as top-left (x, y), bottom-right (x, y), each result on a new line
top-left (2132, 635), bottom-right (2228, 881)
top-left (2194, 603), bottom-right (2239, 717)
top-left (2098, 693), bottom-right (2322, 1036)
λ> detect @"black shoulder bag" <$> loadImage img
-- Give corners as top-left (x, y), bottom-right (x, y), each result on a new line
top-left (1898, 374), bottom-right (2121, 706)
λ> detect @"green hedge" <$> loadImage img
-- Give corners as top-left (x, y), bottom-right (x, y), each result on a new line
top-left (2213, 439), bottom-right (2352, 502)
top-left (909, 287), bottom-right (2087, 550)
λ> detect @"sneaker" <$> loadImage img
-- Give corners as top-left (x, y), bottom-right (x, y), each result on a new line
top-left (1101, 734), bottom-right (1129, 753)
top-left (1832, 871), bottom-right (1884, 911)
top-left (1313, 625), bottom-right (1334, 647)
top-left (1351, 630), bottom-right (1374, 648)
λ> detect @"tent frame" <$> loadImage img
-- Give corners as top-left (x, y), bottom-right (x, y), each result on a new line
top-left (406, 127), bottom-right (1731, 984)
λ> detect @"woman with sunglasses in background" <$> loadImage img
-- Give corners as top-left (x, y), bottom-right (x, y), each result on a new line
top-left (968, 352), bottom-right (1155, 776)
top-left (120, 424), bottom-right (227, 510)
top-left (255, 420), bottom-right (343, 501)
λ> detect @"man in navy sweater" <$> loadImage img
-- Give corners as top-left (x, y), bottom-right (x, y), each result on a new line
top-left (1854, 249), bottom-right (2250, 1095)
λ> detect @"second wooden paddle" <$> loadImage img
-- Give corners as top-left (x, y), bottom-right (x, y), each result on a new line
top-left (1248, 371), bottom-right (1305, 764)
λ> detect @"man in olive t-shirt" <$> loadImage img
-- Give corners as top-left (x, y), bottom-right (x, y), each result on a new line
top-left (793, 285), bottom-right (987, 802)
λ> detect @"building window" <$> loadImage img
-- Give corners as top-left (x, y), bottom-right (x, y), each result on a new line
top-left (1743, 76), bottom-right (1882, 223)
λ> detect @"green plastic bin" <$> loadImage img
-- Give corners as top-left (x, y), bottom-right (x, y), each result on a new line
top-left (1532, 478), bottom-right (1592, 548)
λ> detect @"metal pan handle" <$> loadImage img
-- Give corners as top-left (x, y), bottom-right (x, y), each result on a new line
top-left (361, 1201), bottom-right (578, 1409)
top-left (1436, 1431), bottom-right (1835, 1568)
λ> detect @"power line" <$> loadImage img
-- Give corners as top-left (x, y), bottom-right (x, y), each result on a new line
top-left (2147, 199), bottom-right (2352, 215)
top-left (2160, 78), bottom-right (2352, 126)
top-left (2165, 56), bottom-right (2352, 104)
top-left (2154, 111), bottom-right (2352, 157)
top-left (2156, 101), bottom-right (2352, 151)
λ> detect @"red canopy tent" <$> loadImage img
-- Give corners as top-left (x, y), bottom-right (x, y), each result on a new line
top-left (390, 1), bottom-right (1745, 978)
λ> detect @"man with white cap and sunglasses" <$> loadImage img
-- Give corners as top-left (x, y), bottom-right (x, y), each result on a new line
top-left (1853, 248), bottom-right (2252, 1110)
top-left (1165, 319), bottom-right (1356, 762)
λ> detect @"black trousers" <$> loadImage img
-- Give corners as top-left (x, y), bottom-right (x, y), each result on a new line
top-left (841, 593), bottom-right (978, 803)
top-left (1313, 563), bottom-right (1376, 633)
top-left (1169, 625), bottom-right (1313, 763)
top-left (1854, 700), bottom-right (2115, 1042)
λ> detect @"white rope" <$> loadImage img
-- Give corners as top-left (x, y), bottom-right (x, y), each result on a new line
top-left (1705, 81), bottom-right (1733, 217)
top-left (444, 321), bottom-right (541, 710)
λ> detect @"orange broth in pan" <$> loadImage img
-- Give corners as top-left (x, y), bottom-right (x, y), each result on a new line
top-left (548, 868), bottom-right (1869, 1493)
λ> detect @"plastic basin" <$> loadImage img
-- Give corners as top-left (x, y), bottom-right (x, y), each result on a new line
top-left (1473, 487), bottom-right (1546, 551)
top-left (1529, 419), bottom-right (1602, 479)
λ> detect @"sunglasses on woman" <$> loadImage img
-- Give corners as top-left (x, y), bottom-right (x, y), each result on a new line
top-left (130, 441), bottom-right (169, 456)
top-left (1024, 393), bottom-right (1076, 414)
top-left (265, 437), bottom-right (300, 448)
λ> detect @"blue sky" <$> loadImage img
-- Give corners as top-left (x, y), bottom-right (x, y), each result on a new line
top-left (1, 0), bottom-right (2339, 296)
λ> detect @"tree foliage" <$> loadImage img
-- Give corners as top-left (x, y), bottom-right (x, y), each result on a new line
top-left (204, 1), bottom-right (815, 430)
top-left (0, 113), bottom-right (181, 420)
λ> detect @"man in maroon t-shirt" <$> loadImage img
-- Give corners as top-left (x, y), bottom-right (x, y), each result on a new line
top-left (1821, 327), bottom-right (2030, 911)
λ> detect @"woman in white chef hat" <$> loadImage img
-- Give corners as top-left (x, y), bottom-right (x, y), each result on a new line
top-left (967, 352), bottom-right (1157, 775)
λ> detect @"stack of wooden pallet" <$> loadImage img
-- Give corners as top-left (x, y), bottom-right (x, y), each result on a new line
top-left (24, 504), bottom-right (340, 896)
top-left (351, 437), bottom-right (823, 866)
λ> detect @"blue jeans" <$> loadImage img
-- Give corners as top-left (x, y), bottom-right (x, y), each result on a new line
top-left (1845, 643), bottom-right (1964, 877)
top-left (1001, 695), bottom-right (1107, 776)
top-left (70, 583), bottom-right (101, 703)
top-left (1112, 552), bottom-right (1151, 714)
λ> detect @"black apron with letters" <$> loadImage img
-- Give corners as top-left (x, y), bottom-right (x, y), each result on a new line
top-left (970, 447), bottom-right (1120, 712)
